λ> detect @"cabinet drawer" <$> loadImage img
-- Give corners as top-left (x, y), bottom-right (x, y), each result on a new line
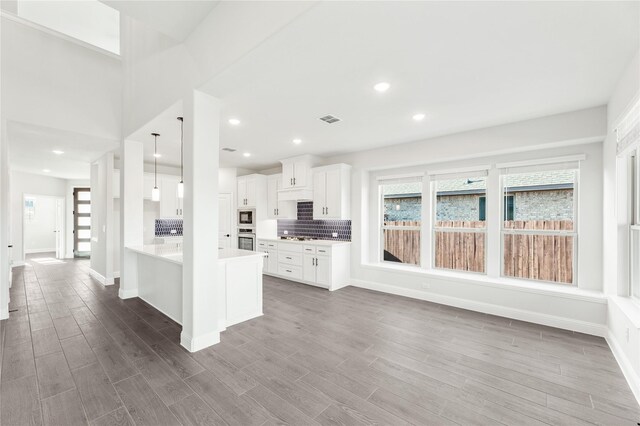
top-left (267, 242), bottom-right (278, 249)
top-left (257, 241), bottom-right (268, 249)
top-left (278, 264), bottom-right (303, 280)
top-left (302, 245), bottom-right (316, 254)
top-left (316, 246), bottom-right (332, 256)
top-left (277, 242), bottom-right (303, 253)
top-left (278, 252), bottom-right (302, 266)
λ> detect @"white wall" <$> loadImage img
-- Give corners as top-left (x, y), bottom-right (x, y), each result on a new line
top-left (1, 15), bottom-right (121, 139)
top-left (23, 195), bottom-right (57, 253)
top-left (9, 171), bottom-right (67, 265)
top-left (324, 106), bottom-right (608, 335)
top-left (90, 153), bottom-right (114, 284)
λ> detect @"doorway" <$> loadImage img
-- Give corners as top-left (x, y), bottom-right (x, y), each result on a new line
top-left (219, 193), bottom-right (232, 249)
top-left (23, 194), bottom-right (65, 260)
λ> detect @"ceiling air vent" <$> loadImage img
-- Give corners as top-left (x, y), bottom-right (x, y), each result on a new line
top-left (221, 147), bottom-right (237, 152)
top-left (319, 115), bottom-right (341, 124)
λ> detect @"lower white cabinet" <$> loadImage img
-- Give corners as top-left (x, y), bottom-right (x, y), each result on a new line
top-left (258, 239), bottom-right (350, 291)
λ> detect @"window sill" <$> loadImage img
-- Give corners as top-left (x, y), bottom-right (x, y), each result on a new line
top-left (361, 262), bottom-right (606, 304)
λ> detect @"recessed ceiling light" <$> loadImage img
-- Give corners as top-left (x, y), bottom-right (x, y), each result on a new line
top-left (243, 152), bottom-right (251, 157)
top-left (374, 82), bottom-right (390, 92)
top-left (228, 118), bottom-right (241, 126)
top-left (42, 169), bottom-right (51, 173)
top-left (154, 153), bottom-right (162, 158)
top-left (412, 113), bottom-right (426, 121)
top-left (293, 138), bottom-right (302, 145)
top-left (52, 150), bottom-right (64, 155)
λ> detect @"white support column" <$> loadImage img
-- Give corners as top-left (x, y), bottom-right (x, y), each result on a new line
top-left (119, 140), bottom-right (144, 299)
top-left (486, 167), bottom-right (501, 277)
top-left (0, 119), bottom-right (9, 319)
top-left (181, 90), bottom-right (221, 352)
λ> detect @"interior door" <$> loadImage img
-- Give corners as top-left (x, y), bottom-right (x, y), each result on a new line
top-left (324, 168), bottom-right (341, 218)
top-left (313, 172), bottom-right (326, 219)
top-left (218, 193), bottom-right (232, 249)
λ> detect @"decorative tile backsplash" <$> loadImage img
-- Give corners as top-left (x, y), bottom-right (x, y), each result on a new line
top-left (277, 202), bottom-right (351, 241)
top-left (155, 219), bottom-right (183, 236)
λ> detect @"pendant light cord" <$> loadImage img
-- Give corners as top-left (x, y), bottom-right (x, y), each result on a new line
top-left (154, 135), bottom-right (157, 187)
top-left (179, 117), bottom-right (184, 183)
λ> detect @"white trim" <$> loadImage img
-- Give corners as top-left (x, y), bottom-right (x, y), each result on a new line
top-left (89, 268), bottom-right (114, 286)
top-left (11, 261), bottom-right (25, 268)
top-left (607, 331), bottom-right (640, 406)
top-left (118, 288), bottom-right (138, 299)
top-left (113, 271), bottom-right (120, 279)
top-left (0, 305), bottom-right (8, 320)
top-left (427, 164), bottom-right (491, 177)
top-left (24, 248), bottom-right (56, 254)
top-left (0, 11), bottom-right (121, 59)
top-left (180, 331), bottom-right (220, 353)
top-left (496, 154), bottom-right (586, 170)
top-left (352, 278), bottom-right (607, 336)
top-left (376, 172), bottom-right (424, 182)
top-left (361, 262), bottom-right (606, 304)
top-left (226, 311), bottom-right (263, 328)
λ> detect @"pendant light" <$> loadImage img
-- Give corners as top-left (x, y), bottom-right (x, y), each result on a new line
top-left (177, 116), bottom-right (184, 199)
top-left (151, 132), bottom-right (160, 202)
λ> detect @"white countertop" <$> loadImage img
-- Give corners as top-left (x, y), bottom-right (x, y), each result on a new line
top-left (126, 244), bottom-right (265, 265)
top-left (258, 237), bottom-right (351, 246)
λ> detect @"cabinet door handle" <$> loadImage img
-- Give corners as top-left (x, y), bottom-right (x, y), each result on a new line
top-left (276, 208), bottom-right (279, 215)
top-left (312, 258), bottom-right (315, 266)
top-left (274, 208), bottom-right (276, 215)
top-left (290, 178), bottom-right (293, 185)
top-left (315, 257), bottom-right (318, 266)
top-left (286, 256), bottom-right (292, 260)
top-left (286, 269), bottom-right (292, 273)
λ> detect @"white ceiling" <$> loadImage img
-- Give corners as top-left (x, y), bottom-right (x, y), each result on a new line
top-left (101, 0), bottom-right (219, 42)
top-left (128, 1), bottom-right (639, 171)
top-left (8, 121), bottom-right (120, 180)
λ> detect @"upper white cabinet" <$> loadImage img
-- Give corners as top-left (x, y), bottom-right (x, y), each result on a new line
top-left (312, 164), bottom-right (351, 220)
top-left (238, 174), bottom-right (267, 209)
top-left (267, 174), bottom-right (297, 219)
top-left (278, 155), bottom-right (320, 201)
top-left (237, 175), bottom-right (257, 208)
top-left (160, 176), bottom-right (183, 218)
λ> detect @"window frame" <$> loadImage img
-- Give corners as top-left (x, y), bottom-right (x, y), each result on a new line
top-left (378, 176), bottom-right (423, 267)
top-left (628, 149), bottom-right (640, 299)
top-left (499, 167), bottom-right (579, 286)
top-left (431, 173), bottom-right (488, 275)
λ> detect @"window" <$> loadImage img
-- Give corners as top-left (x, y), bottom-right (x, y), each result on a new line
top-left (629, 150), bottom-right (640, 298)
top-left (433, 173), bottom-right (487, 273)
top-left (380, 176), bottom-right (422, 266)
top-left (501, 166), bottom-right (578, 284)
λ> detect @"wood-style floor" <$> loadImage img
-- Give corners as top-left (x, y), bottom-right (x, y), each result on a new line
top-left (1, 254), bottom-right (638, 426)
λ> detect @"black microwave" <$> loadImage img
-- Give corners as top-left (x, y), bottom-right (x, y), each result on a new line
top-left (238, 209), bottom-right (255, 226)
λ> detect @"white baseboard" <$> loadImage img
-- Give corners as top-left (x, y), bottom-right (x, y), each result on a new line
top-left (351, 279), bottom-right (607, 337)
top-left (89, 268), bottom-right (115, 286)
top-left (607, 330), bottom-right (640, 406)
top-left (25, 248), bottom-right (56, 254)
top-left (181, 331), bottom-right (220, 353)
top-left (113, 271), bottom-right (120, 279)
top-left (0, 305), bottom-right (8, 320)
top-left (118, 287), bottom-right (138, 299)
top-left (226, 311), bottom-right (263, 328)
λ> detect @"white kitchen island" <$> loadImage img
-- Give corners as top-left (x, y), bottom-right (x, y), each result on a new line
top-left (124, 243), bottom-right (265, 332)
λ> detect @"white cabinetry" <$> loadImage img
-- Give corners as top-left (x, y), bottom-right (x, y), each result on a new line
top-left (159, 176), bottom-right (183, 218)
top-left (278, 155), bottom-right (319, 201)
top-left (237, 175), bottom-right (259, 208)
top-left (312, 164), bottom-right (351, 220)
top-left (258, 239), bottom-right (350, 291)
top-left (267, 174), bottom-right (296, 219)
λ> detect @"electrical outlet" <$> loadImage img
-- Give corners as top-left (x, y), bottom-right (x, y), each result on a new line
top-left (332, 232), bottom-right (338, 238)
top-left (284, 230), bottom-right (288, 235)
top-left (421, 282), bottom-right (431, 290)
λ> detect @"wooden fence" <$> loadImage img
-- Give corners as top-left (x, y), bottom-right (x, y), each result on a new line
top-left (384, 220), bottom-right (573, 283)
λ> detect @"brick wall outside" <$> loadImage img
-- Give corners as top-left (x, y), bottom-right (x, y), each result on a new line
top-left (384, 189), bottom-right (573, 222)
